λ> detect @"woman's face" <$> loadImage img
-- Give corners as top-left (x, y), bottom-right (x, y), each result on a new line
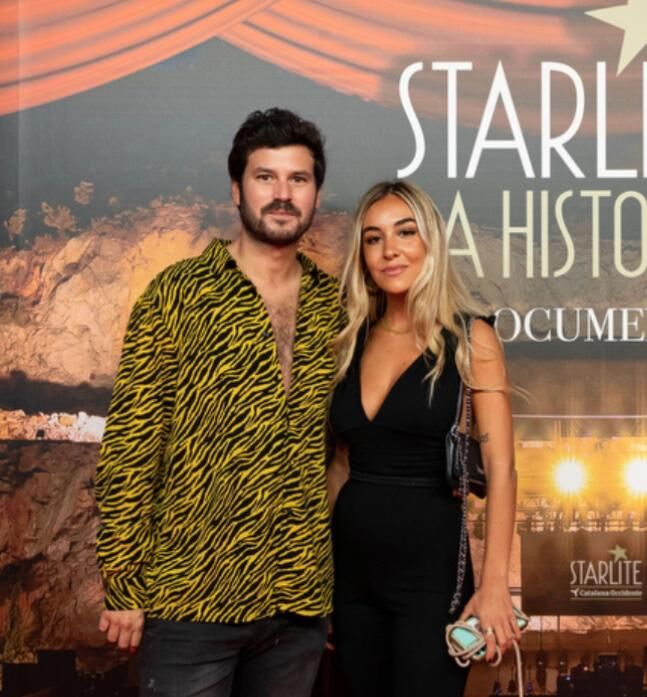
top-left (361, 194), bottom-right (427, 296)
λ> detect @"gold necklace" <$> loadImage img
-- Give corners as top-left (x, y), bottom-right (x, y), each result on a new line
top-left (379, 317), bottom-right (413, 335)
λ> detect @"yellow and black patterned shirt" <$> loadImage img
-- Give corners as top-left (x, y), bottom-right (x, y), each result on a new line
top-left (95, 238), bottom-right (344, 623)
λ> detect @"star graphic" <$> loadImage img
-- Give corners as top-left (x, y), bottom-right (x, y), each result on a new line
top-left (587, 0), bottom-right (647, 74)
top-left (609, 544), bottom-right (628, 561)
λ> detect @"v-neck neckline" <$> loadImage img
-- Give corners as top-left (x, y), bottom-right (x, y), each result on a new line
top-left (221, 241), bottom-right (307, 402)
top-left (357, 347), bottom-right (425, 424)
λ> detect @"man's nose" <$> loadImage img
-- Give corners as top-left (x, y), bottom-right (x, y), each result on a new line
top-left (274, 178), bottom-right (291, 200)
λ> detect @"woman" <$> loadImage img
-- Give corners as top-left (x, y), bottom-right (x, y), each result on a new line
top-left (327, 180), bottom-right (520, 697)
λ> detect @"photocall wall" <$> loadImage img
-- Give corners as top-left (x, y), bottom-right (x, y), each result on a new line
top-left (0, 0), bottom-right (646, 694)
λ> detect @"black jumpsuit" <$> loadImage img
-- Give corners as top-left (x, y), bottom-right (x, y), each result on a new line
top-left (329, 331), bottom-right (473, 697)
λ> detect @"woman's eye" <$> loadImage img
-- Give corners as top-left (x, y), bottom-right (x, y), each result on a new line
top-left (364, 235), bottom-right (380, 245)
top-left (399, 228), bottom-right (417, 236)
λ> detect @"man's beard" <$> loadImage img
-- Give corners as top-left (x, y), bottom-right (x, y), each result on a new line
top-left (238, 195), bottom-right (315, 248)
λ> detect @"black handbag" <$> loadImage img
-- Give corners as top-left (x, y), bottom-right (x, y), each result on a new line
top-left (445, 381), bottom-right (486, 499)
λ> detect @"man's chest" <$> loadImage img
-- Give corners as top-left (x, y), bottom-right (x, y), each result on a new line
top-left (260, 290), bottom-right (298, 393)
top-left (173, 289), bottom-right (337, 396)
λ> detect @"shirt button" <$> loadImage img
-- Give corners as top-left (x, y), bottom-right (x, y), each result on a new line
top-left (262, 329), bottom-right (272, 339)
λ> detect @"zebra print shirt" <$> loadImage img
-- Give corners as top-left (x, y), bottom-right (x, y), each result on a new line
top-left (95, 238), bottom-right (344, 622)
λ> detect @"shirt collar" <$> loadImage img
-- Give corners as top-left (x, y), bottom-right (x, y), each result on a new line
top-left (203, 237), bottom-right (320, 287)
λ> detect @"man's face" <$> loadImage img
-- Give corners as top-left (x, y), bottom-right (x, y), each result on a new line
top-left (232, 145), bottom-right (320, 247)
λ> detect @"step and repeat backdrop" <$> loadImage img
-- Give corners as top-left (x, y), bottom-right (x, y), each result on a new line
top-left (0, 1), bottom-right (646, 696)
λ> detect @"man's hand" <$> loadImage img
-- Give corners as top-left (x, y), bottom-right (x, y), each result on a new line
top-left (99, 609), bottom-right (145, 651)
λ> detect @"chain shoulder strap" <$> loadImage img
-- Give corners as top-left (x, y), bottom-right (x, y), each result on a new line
top-left (449, 317), bottom-right (473, 614)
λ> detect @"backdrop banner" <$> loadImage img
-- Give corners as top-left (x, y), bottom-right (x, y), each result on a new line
top-left (2, 0), bottom-right (647, 693)
top-left (521, 530), bottom-right (647, 615)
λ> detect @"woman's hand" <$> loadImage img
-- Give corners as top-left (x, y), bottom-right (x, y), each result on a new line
top-left (459, 582), bottom-right (522, 663)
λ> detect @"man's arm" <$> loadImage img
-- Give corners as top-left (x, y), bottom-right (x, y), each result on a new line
top-left (95, 283), bottom-right (177, 648)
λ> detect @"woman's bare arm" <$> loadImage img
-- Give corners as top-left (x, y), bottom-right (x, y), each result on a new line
top-left (460, 318), bottom-right (520, 660)
top-left (327, 442), bottom-right (350, 515)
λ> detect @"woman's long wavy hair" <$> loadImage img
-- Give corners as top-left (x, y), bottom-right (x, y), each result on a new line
top-left (334, 180), bottom-right (487, 393)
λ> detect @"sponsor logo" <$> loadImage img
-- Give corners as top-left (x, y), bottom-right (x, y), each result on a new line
top-left (570, 544), bottom-right (643, 601)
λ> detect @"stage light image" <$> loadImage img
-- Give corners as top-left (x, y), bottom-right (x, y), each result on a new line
top-left (625, 458), bottom-right (647, 495)
top-left (554, 458), bottom-right (586, 495)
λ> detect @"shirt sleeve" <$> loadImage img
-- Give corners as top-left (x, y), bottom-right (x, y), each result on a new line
top-left (95, 283), bottom-right (177, 611)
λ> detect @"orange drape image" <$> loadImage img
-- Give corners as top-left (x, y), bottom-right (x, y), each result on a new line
top-left (2, 0), bottom-right (643, 133)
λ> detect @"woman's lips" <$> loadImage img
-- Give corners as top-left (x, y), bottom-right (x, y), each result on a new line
top-left (381, 265), bottom-right (407, 276)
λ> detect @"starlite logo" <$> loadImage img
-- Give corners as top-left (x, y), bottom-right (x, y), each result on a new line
top-left (570, 544), bottom-right (643, 600)
top-left (395, 3), bottom-right (647, 281)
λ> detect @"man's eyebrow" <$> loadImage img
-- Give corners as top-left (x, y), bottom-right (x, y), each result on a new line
top-left (251, 167), bottom-right (312, 178)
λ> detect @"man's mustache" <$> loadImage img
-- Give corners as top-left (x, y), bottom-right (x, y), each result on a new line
top-left (261, 200), bottom-right (301, 216)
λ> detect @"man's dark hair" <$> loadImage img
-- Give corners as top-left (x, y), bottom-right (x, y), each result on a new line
top-left (228, 108), bottom-right (326, 189)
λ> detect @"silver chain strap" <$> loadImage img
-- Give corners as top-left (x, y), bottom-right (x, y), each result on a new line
top-left (449, 320), bottom-right (474, 615)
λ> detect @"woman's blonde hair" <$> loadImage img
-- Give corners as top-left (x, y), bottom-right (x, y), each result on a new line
top-left (334, 180), bottom-right (486, 392)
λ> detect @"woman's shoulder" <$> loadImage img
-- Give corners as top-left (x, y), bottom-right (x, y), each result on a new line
top-left (445, 313), bottom-right (496, 344)
top-left (473, 313), bottom-right (496, 328)
top-left (469, 314), bottom-right (506, 372)
top-left (441, 314), bottom-right (500, 363)
top-left (470, 313), bottom-right (497, 340)
top-left (441, 313), bottom-right (495, 344)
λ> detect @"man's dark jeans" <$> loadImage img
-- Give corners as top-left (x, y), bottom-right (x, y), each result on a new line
top-left (138, 614), bottom-right (328, 697)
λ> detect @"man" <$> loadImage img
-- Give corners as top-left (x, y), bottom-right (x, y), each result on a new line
top-left (95, 108), bottom-right (344, 697)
